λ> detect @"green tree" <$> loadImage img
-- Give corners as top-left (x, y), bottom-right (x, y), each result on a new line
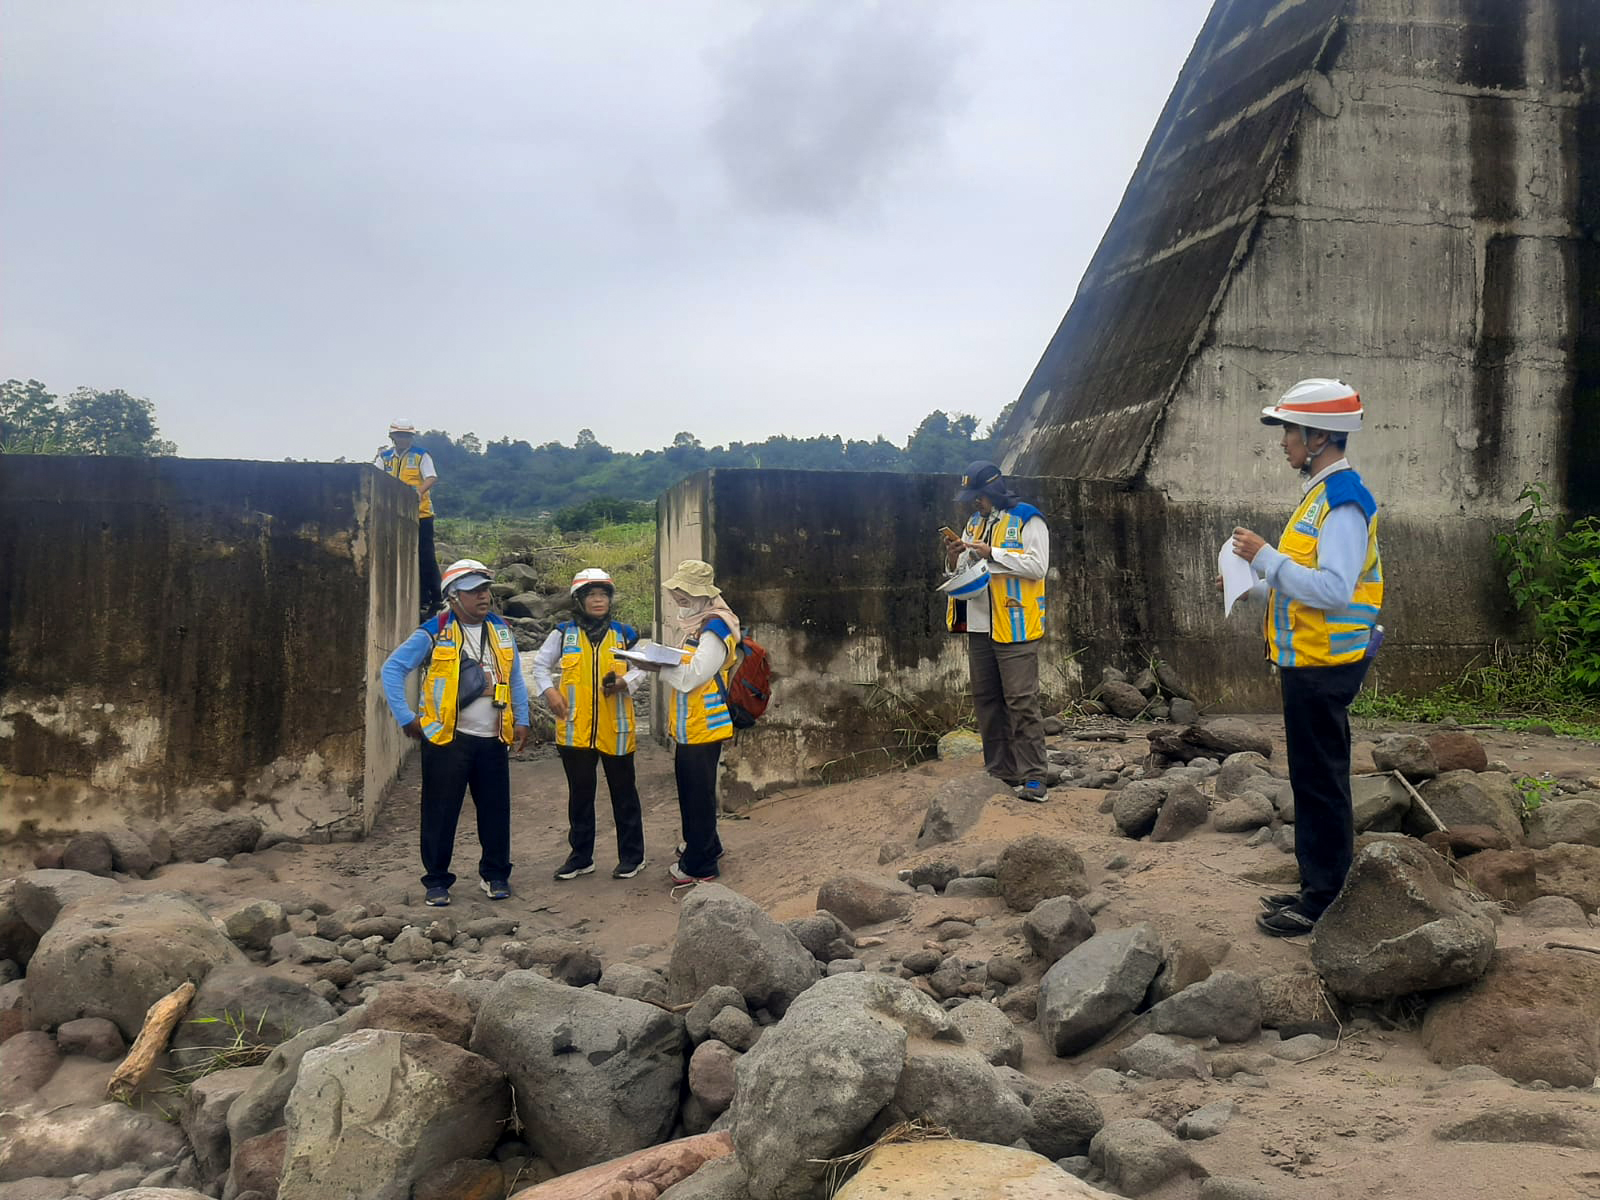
top-left (1, 380), bottom-right (177, 456)
top-left (0, 379), bottom-right (65, 451)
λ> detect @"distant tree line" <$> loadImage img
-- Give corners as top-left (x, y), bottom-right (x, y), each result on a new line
top-left (407, 404), bottom-right (1018, 519)
top-left (0, 379), bottom-right (176, 456)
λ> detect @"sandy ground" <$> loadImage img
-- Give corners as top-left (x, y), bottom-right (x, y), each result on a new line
top-left (46, 715), bottom-right (1600, 1198)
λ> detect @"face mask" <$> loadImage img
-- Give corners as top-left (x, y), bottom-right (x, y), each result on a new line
top-left (677, 605), bottom-right (700, 620)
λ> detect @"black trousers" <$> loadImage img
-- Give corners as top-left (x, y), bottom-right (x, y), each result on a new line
top-left (1280, 659), bottom-right (1370, 916)
top-left (967, 635), bottom-right (1048, 784)
top-left (418, 516), bottom-right (442, 612)
top-left (674, 740), bottom-right (724, 877)
top-left (558, 746), bottom-right (646, 866)
top-left (419, 733), bottom-right (512, 889)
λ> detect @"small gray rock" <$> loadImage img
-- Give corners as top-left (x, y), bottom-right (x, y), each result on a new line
top-left (1028, 1081), bottom-right (1105, 1159)
top-left (1090, 1118), bottom-right (1201, 1196)
top-left (1114, 1033), bottom-right (1210, 1080)
top-left (1178, 1100), bottom-right (1236, 1140)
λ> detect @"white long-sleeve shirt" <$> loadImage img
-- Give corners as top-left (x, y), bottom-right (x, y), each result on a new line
top-left (660, 633), bottom-right (729, 693)
top-left (530, 628), bottom-right (643, 695)
top-left (965, 512), bottom-right (1050, 635)
top-left (1244, 459), bottom-right (1371, 609)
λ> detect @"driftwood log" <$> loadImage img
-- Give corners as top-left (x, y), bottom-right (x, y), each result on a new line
top-left (105, 980), bottom-right (197, 1102)
top-left (509, 1132), bottom-right (734, 1200)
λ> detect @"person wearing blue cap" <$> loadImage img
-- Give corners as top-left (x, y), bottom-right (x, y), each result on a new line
top-left (942, 461), bottom-right (1052, 800)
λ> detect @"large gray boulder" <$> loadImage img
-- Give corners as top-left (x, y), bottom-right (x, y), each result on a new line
top-left (1185, 719), bottom-right (1272, 759)
top-left (278, 1029), bottom-right (510, 1200)
top-left (23, 892), bottom-right (246, 1038)
top-left (1351, 775), bottom-right (1411, 832)
top-left (171, 812), bottom-right (264, 861)
top-left (1311, 841), bottom-right (1496, 1002)
top-left (1410, 771), bottom-right (1524, 841)
top-left (1370, 734), bottom-right (1438, 780)
top-left (171, 967), bottom-right (336, 1069)
top-left (1150, 782), bottom-right (1210, 842)
top-left (1524, 797), bottom-right (1600, 849)
top-left (916, 774), bottom-right (1011, 847)
top-left (730, 973), bottom-right (954, 1200)
top-left (0, 1102), bottom-right (188, 1182)
top-left (1028, 1081), bottom-right (1105, 1159)
top-left (947, 999), bottom-right (1023, 1069)
top-left (1089, 1118), bottom-right (1202, 1197)
top-left (1146, 971), bottom-right (1262, 1043)
top-left (226, 1005), bottom-right (368, 1150)
top-left (668, 884), bottom-right (821, 1014)
top-left (1038, 924), bottom-right (1163, 1056)
top-left (815, 874), bottom-right (915, 929)
top-left (1112, 782), bottom-right (1166, 839)
top-left (470, 969), bottom-right (684, 1174)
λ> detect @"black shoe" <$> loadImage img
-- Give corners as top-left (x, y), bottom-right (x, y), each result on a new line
top-left (1256, 905), bottom-right (1317, 938)
top-left (1258, 893), bottom-right (1301, 913)
top-left (612, 861), bottom-right (646, 879)
top-left (554, 857), bottom-right (595, 881)
top-left (480, 878), bottom-right (511, 900)
top-left (424, 886), bottom-right (451, 906)
top-left (676, 842), bottom-right (726, 861)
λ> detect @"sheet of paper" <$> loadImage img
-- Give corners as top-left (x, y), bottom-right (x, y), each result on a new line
top-left (613, 643), bottom-right (686, 668)
top-left (1218, 539), bottom-right (1256, 617)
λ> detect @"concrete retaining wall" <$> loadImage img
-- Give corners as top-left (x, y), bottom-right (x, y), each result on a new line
top-left (0, 457), bottom-right (418, 856)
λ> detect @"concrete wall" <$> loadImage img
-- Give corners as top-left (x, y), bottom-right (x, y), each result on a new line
top-left (657, 467), bottom-right (1509, 800)
top-left (0, 457), bottom-right (418, 854)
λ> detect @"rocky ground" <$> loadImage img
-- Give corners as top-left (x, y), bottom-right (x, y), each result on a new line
top-left (4, 713), bottom-right (1600, 1200)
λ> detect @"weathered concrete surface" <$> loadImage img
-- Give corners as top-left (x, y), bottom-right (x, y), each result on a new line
top-left (0, 457), bottom-right (417, 859)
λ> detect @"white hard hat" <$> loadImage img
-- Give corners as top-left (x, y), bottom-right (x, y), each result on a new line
top-left (388, 420), bottom-right (418, 434)
top-left (570, 568), bottom-right (615, 596)
top-left (1260, 379), bottom-right (1363, 433)
top-left (442, 559), bottom-right (492, 594)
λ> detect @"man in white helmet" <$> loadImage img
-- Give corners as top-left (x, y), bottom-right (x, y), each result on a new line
top-left (1224, 379), bottom-right (1384, 937)
top-left (381, 558), bottom-right (530, 906)
top-left (374, 420), bottom-right (442, 619)
top-left (532, 568), bottom-right (648, 882)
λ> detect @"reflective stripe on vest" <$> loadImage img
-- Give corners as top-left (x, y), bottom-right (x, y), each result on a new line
top-left (672, 621), bottom-right (738, 745)
top-left (944, 509), bottom-right (1047, 644)
top-left (379, 446), bottom-right (434, 517)
top-left (553, 622), bottom-right (638, 756)
top-left (1263, 473), bottom-right (1385, 668)
top-left (419, 615), bottom-right (517, 744)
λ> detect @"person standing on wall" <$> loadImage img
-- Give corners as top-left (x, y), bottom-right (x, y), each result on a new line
top-left (942, 461), bottom-right (1051, 801)
top-left (532, 568), bottom-right (648, 883)
top-left (631, 559), bottom-right (738, 886)
top-left (374, 420), bottom-right (442, 620)
top-left (1224, 379), bottom-right (1383, 938)
top-left (381, 558), bottom-right (530, 906)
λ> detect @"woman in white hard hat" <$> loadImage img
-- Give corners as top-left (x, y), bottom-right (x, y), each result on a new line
top-left (1223, 379), bottom-right (1385, 938)
top-left (380, 558), bottom-right (530, 906)
top-left (532, 568), bottom-right (648, 881)
top-left (630, 559), bottom-right (740, 885)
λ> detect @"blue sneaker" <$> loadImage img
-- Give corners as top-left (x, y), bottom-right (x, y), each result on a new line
top-left (424, 886), bottom-right (451, 906)
top-left (1016, 780), bottom-right (1049, 803)
top-left (480, 878), bottom-right (512, 900)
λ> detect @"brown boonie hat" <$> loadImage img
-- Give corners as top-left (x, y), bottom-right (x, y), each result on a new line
top-left (663, 560), bottom-right (721, 598)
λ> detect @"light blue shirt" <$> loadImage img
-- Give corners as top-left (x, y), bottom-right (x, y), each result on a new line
top-left (381, 619), bottom-right (531, 728)
top-left (1246, 460), bottom-right (1370, 611)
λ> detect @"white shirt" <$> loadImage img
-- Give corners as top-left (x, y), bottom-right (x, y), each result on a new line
top-left (1246, 459), bottom-right (1371, 610)
top-left (660, 634), bottom-right (728, 693)
top-left (452, 622), bottom-right (500, 738)
top-left (962, 511), bottom-right (1050, 635)
top-left (531, 628), bottom-right (644, 695)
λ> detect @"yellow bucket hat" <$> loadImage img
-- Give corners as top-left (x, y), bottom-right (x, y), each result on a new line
top-left (663, 559), bottom-right (721, 598)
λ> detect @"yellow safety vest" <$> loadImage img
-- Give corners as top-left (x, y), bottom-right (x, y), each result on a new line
top-left (670, 619), bottom-right (739, 745)
top-left (419, 615), bottom-right (517, 744)
top-left (554, 621), bottom-right (639, 756)
top-left (1264, 469), bottom-right (1384, 668)
top-left (378, 446), bottom-right (435, 518)
top-left (945, 505), bottom-right (1047, 644)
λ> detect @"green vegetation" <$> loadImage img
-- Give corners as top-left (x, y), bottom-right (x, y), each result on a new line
top-left (1514, 773), bottom-right (1557, 819)
top-left (162, 1010), bottom-right (280, 1091)
top-left (435, 516), bottom-right (656, 628)
top-left (1352, 482), bottom-right (1600, 739)
top-left (0, 378), bottom-right (176, 456)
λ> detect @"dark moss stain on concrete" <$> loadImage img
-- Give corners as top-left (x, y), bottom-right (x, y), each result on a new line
top-left (1559, 0), bottom-right (1600, 515)
top-left (0, 457), bottom-right (388, 799)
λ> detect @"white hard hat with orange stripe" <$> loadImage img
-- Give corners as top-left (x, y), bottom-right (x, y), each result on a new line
top-left (441, 559), bottom-right (493, 594)
top-left (569, 568), bottom-right (615, 596)
top-left (1260, 379), bottom-right (1363, 433)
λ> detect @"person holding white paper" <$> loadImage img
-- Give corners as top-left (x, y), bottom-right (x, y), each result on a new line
top-left (1222, 379), bottom-right (1384, 938)
top-left (532, 568), bottom-right (648, 881)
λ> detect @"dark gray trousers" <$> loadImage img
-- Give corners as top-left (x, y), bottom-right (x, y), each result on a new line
top-left (967, 635), bottom-right (1047, 785)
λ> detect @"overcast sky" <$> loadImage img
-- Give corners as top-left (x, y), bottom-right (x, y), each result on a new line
top-left (2, 1), bottom-right (1209, 462)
